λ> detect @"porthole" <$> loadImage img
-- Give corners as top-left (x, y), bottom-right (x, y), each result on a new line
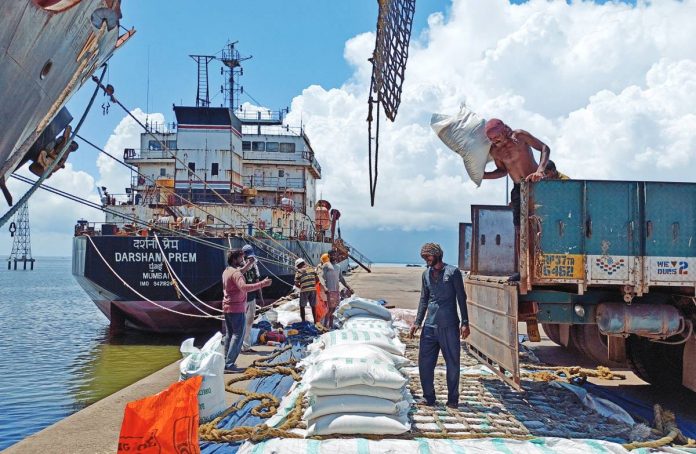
top-left (40, 60), bottom-right (53, 80)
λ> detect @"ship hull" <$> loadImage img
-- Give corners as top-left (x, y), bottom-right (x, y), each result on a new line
top-left (72, 235), bottom-right (340, 333)
top-left (0, 1), bottom-right (125, 183)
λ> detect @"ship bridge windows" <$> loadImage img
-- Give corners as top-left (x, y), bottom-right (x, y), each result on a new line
top-left (280, 143), bottom-right (295, 153)
top-left (242, 141), bottom-right (296, 153)
top-left (279, 169), bottom-right (285, 177)
top-left (148, 140), bottom-right (177, 151)
top-left (160, 168), bottom-right (166, 177)
top-left (188, 162), bottom-right (196, 173)
top-left (252, 142), bottom-right (265, 151)
top-left (211, 163), bottom-right (219, 176)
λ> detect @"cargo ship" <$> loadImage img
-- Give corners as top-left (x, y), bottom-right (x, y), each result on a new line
top-left (0, 0), bottom-right (134, 206)
top-left (71, 43), bottom-right (371, 333)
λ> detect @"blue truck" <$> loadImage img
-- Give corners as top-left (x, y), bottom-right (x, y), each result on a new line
top-left (460, 180), bottom-right (696, 392)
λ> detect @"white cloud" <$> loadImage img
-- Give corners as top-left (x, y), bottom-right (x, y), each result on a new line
top-left (285, 0), bottom-right (696, 231)
top-left (97, 108), bottom-right (165, 198)
top-left (1, 163), bottom-right (100, 257)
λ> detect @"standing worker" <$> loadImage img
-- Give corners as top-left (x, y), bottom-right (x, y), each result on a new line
top-left (294, 258), bottom-right (318, 322)
top-left (320, 250), bottom-right (354, 327)
top-left (241, 244), bottom-right (262, 353)
top-left (409, 243), bottom-right (470, 408)
top-left (222, 249), bottom-right (271, 372)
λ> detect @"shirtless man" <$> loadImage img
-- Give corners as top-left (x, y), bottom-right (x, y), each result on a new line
top-left (482, 119), bottom-right (550, 277)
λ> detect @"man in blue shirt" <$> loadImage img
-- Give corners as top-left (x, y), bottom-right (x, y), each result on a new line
top-left (409, 242), bottom-right (470, 408)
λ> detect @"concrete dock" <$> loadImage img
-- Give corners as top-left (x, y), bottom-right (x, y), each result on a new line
top-left (5, 266), bottom-right (694, 453)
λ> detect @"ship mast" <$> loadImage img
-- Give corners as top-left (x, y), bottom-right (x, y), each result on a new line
top-left (190, 55), bottom-right (215, 107)
top-left (220, 42), bottom-right (252, 111)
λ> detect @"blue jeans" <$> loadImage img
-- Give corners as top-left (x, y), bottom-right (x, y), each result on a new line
top-left (418, 325), bottom-right (461, 405)
top-left (224, 312), bottom-right (246, 369)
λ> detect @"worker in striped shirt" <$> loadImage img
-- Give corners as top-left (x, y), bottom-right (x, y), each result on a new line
top-left (294, 258), bottom-right (318, 323)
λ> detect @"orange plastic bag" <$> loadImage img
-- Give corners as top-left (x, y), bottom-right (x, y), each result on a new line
top-left (315, 282), bottom-right (328, 323)
top-left (118, 375), bottom-right (202, 454)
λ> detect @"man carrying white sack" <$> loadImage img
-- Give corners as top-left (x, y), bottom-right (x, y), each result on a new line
top-left (409, 242), bottom-right (469, 409)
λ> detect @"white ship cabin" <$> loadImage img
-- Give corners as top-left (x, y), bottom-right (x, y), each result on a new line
top-left (112, 106), bottom-right (323, 240)
top-left (239, 110), bottom-right (322, 238)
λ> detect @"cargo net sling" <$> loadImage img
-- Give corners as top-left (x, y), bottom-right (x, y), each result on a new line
top-left (367, 0), bottom-right (416, 206)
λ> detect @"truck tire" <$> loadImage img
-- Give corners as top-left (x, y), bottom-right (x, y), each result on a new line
top-left (541, 323), bottom-right (561, 346)
top-left (626, 336), bottom-right (684, 387)
top-left (572, 324), bottom-right (625, 367)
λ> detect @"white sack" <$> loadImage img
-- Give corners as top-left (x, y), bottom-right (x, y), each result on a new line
top-left (179, 331), bottom-right (226, 422)
top-left (316, 329), bottom-right (406, 356)
top-left (304, 394), bottom-right (409, 421)
top-left (341, 322), bottom-right (396, 338)
top-left (305, 358), bottom-right (407, 390)
top-left (306, 411), bottom-right (410, 436)
top-left (431, 106), bottom-right (492, 186)
top-left (238, 436), bottom-right (639, 454)
top-left (338, 297), bottom-right (392, 321)
top-left (306, 384), bottom-right (405, 402)
top-left (302, 343), bottom-right (410, 369)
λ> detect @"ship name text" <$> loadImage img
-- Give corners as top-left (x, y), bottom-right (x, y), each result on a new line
top-left (114, 252), bottom-right (197, 263)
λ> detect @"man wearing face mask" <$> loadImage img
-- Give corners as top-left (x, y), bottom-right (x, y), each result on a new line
top-left (409, 243), bottom-right (469, 409)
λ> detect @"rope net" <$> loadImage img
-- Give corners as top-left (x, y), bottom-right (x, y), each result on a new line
top-left (367, 0), bottom-right (416, 206)
top-left (372, 0), bottom-right (416, 122)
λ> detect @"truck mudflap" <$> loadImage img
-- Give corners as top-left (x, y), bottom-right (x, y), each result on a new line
top-left (464, 276), bottom-right (521, 390)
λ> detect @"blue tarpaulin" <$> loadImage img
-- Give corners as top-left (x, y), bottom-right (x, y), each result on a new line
top-left (585, 383), bottom-right (696, 439)
top-left (200, 346), bottom-right (305, 454)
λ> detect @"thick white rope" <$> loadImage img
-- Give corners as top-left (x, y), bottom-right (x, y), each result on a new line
top-left (153, 233), bottom-right (223, 314)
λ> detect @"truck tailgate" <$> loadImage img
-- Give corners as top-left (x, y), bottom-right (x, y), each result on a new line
top-left (464, 276), bottom-right (520, 390)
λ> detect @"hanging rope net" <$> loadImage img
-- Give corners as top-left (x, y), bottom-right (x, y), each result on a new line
top-left (367, 0), bottom-right (416, 206)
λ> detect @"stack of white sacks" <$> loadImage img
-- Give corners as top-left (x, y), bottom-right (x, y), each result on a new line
top-left (298, 296), bottom-right (413, 436)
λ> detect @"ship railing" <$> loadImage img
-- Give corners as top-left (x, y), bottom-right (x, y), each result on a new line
top-left (342, 240), bottom-right (373, 271)
top-left (235, 109), bottom-right (285, 122)
top-left (144, 121), bottom-right (177, 134)
top-left (124, 149), bottom-right (176, 160)
top-left (242, 151), bottom-right (304, 162)
top-left (241, 176), bottom-right (305, 189)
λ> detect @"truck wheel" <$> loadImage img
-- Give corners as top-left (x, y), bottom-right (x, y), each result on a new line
top-left (572, 324), bottom-right (625, 367)
top-left (541, 323), bottom-right (561, 346)
top-left (626, 335), bottom-right (684, 387)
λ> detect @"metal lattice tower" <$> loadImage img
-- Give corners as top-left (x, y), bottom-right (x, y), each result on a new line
top-left (190, 55), bottom-right (215, 107)
top-left (7, 202), bottom-right (35, 270)
top-left (221, 42), bottom-right (252, 111)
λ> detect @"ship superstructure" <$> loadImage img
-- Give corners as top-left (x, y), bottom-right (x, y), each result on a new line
top-left (110, 106), bottom-right (323, 242)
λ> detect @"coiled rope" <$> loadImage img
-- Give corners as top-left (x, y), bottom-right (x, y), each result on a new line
top-left (198, 346), bottom-right (304, 443)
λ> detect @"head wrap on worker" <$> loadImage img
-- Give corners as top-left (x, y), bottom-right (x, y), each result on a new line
top-left (320, 253), bottom-right (330, 263)
top-left (295, 258), bottom-right (305, 268)
top-left (242, 244), bottom-right (255, 257)
top-left (484, 118), bottom-right (508, 139)
top-left (420, 242), bottom-right (443, 259)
